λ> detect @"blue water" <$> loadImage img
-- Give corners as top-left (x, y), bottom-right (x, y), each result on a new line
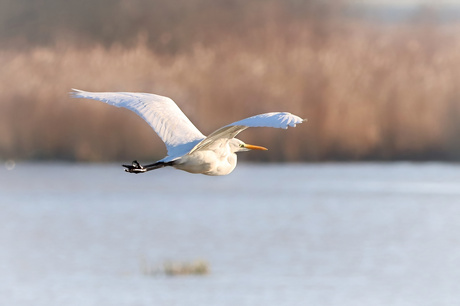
top-left (1, 162), bottom-right (460, 306)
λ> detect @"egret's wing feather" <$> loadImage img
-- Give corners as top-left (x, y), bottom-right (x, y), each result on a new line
top-left (190, 112), bottom-right (305, 153)
top-left (71, 89), bottom-right (205, 157)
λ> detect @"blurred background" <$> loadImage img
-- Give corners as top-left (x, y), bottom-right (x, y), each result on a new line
top-left (2, 0), bottom-right (460, 163)
top-left (3, 2), bottom-right (460, 306)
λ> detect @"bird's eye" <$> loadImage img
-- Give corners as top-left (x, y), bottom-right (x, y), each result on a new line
top-left (239, 144), bottom-right (244, 147)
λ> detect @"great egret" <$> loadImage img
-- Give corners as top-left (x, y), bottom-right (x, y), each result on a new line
top-left (71, 89), bottom-right (305, 175)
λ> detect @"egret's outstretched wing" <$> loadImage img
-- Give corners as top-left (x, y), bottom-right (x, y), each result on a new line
top-left (71, 89), bottom-right (205, 157)
top-left (190, 112), bottom-right (305, 153)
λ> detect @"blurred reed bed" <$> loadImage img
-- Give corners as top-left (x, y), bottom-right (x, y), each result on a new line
top-left (2, 21), bottom-right (460, 162)
top-left (141, 258), bottom-right (210, 277)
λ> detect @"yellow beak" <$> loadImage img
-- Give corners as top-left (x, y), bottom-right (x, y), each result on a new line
top-left (244, 144), bottom-right (268, 151)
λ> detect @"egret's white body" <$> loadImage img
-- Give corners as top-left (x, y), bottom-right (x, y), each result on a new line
top-left (71, 89), bottom-right (305, 175)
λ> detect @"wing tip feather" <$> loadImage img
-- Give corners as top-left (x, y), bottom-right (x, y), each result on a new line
top-left (69, 88), bottom-right (86, 99)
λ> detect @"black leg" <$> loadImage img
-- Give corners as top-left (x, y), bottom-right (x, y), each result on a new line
top-left (122, 160), bottom-right (146, 174)
top-left (122, 160), bottom-right (174, 174)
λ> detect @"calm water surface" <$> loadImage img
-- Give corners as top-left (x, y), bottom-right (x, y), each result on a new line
top-left (1, 162), bottom-right (460, 306)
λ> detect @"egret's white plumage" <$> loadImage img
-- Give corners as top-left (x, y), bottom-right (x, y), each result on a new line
top-left (71, 89), bottom-right (305, 175)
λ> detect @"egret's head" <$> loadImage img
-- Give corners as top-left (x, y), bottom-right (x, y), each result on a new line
top-left (230, 138), bottom-right (268, 153)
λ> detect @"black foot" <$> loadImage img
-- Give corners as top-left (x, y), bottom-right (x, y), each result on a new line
top-left (122, 160), bottom-right (146, 174)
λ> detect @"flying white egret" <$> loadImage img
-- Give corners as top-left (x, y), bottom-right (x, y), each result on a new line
top-left (71, 89), bottom-right (305, 175)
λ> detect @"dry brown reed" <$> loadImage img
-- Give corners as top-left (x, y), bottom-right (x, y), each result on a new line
top-left (2, 21), bottom-right (460, 162)
top-left (141, 258), bottom-right (210, 276)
